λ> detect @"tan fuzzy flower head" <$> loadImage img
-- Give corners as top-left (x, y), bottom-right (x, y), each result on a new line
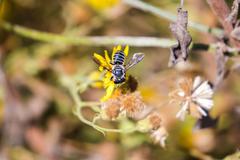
top-left (121, 91), bottom-right (145, 119)
top-left (101, 98), bottom-right (121, 120)
top-left (100, 91), bottom-right (146, 120)
top-left (169, 76), bottom-right (214, 120)
top-left (148, 113), bottom-right (162, 130)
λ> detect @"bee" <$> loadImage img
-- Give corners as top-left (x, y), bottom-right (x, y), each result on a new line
top-left (93, 50), bottom-right (144, 84)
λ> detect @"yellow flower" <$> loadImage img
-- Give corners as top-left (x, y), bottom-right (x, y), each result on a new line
top-left (86, 0), bottom-right (120, 11)
top-left (88, 71), bottom-right (103, 88)
top-left (93, 45), bottom-right (129, 101)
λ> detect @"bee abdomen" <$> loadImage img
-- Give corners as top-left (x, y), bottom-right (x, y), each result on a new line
top-left (113, 51), bottom-right (125, 65)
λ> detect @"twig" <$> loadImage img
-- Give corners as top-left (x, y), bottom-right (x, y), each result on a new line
top-left (122, 0), bottom-right (223, 37)
top-left (0, 21), bottom-right (220, 51)
top-left (180, 0), bottom-right (184, 8)
top-left (1, 21), bottom-right (239, 55)
top-left (0, 21), bottom-right (176, 48)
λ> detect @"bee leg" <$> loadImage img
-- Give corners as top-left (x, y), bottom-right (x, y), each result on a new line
top-left (110, 76), bottom-right (113, 81)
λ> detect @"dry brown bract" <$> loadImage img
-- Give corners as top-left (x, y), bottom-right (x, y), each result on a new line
top-left (169, 76), bottom-right (214, 120)
top-left (169, 8), bottom-right (192, 67)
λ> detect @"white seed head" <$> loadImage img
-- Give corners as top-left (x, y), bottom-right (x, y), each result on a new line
top-left (173, 76), bottom-right (214, 120)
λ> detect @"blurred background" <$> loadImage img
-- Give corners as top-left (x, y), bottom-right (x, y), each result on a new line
top-left (0, 0), bottom-right (240, 159)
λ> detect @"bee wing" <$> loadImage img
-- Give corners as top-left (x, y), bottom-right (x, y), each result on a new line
top-left (92, 53), bottom-right (112, 71)
top-left (125, 53), bottom-right (144, 71)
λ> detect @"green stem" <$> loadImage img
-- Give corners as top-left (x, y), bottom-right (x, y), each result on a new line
top-left (0, 21), bottom-right (176, 48)
top-left (0, 21), bottom-right (225, 52)
top-left (123, 0), bottom-right (224, 37)
top-left (73, 107), bottom-right (137, 134)
top-left (2, 21), bottom-right (238, 54)
top-left (67, 77), bottom-right (137, 134)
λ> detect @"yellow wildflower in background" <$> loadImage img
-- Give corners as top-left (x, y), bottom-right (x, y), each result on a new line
top-left (0, 0), bottom-right (9, 19)
top-left (93, 45), bottom-right (129, 101)
top-left (86, 0), bottom-right (119, 11)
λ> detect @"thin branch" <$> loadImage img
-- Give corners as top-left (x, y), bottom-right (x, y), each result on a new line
top-left (122, 0), bottom-right (223, 37)
top-left (180, 0), bottom-right (184, 8)
top-left (0, 21), bottom-right (176, 48)
top-left (1, 21), bottom-right (239, 55)
top-left (0, 21), bottom-right (221, 52)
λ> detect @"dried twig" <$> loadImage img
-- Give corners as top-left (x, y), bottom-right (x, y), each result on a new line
top-left (180, 0), bottom-right (184, 8)
top-left (0, 21), bottom-right (176, 48)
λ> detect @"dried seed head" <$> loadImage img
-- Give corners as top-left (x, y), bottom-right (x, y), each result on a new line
top-left (170, 76), bottom-right (214, 120)
top-left (136, 112), bottom-right (162, 132)
top-left (101, 98), bottom-right (121, 120)
top-left (121, 92), bottom-right (145, 118)
top-left (148, 113), bottom-right (162, 130)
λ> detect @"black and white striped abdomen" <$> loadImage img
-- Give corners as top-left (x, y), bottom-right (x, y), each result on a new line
top-left (113, 51), bottom-right (125, 65)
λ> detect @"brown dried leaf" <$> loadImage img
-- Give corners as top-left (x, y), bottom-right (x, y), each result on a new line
top-left (226, 0), bottom-right (240, 25)
top-left (169, 8), bottom-right (192, 67)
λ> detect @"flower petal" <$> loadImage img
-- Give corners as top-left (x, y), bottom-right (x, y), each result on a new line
top-left (93, 53), bottom-right (111, 70)
top-left (104, 50), bottom-right (111, 65)
top-left (194, 98), bottom-right (213, 110)
top-left (101, 84), bottom-right (115, 101)
top-left (192, 81), bottom-right (211, 97)
top-left (116, 45), bottom-right (121, 51)
top-left (176, 101), bottom-right (189, 120)
top-left (124, 45), bottom-right (129, 57)
top-left (196, 106), bottom-right (207, 116)
top-left (178, 91), bottom-right (185, 97)
top-left (193, 76), bottom-right (202, 90)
